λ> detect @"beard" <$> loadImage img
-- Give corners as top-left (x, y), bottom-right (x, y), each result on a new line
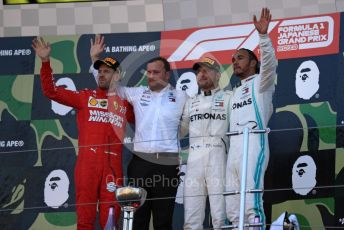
top-left (148, 80), bottom-right (168, 92)
top-left (98, 80), bottom-right (110, 90)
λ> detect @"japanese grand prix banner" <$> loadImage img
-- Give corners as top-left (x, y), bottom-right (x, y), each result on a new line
top-left (0, 12), bottom-right (343, 230)
top-left (161, 13), bottom-right (340, 69)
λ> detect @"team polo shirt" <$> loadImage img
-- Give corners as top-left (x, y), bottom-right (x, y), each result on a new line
top-left (118, 84), bottom-right (187, 153)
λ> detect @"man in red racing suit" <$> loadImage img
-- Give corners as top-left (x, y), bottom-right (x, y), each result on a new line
top-left (32, 37), bottom-right (134, 230)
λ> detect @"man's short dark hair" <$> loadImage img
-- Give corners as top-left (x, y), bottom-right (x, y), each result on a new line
top-left (239, 48), bottom-right (260, 74)
top-left (147, 57), bottom-right (171, 72)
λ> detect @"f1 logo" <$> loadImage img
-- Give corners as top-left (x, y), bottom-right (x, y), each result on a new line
top-left (167, 22), bottom-right (279, 62)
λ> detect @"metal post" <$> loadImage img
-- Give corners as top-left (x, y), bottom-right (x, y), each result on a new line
top-left (238, 127), bottom-right (250, 230)
top-left (129, 210), bottom-right (134, 230)
top-left (122, 207), bottom-right (135, 230)
top-left (223, 126), bottom-right (269, 230)
top-left (123, 210), bottom-right (129, 230)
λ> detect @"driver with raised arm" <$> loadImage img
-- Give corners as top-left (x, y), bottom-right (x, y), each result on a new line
top-left (225, 8), bottom-right (277, 228)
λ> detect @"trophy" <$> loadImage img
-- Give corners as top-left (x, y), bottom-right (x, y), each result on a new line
top-left (115, 187), bottom-right (147, 230)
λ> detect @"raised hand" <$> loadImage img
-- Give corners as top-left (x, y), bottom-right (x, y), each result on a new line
top-left (32, 37), bottom-right (51, 62)
top-left (90, 34), bottom-right (105, 63)
top-left (253, 7), bottom-right (272, 35)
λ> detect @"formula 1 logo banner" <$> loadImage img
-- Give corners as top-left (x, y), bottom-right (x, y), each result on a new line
top-left (161, 13), bottom-right (340, 69)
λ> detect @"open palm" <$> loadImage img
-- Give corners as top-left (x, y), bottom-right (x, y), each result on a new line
top-left (90, 34), bottom-right (105, 63)
top-left (253, 8), bottom-right (271, 35)
top-left (32, 37), bottom-right (51, 62)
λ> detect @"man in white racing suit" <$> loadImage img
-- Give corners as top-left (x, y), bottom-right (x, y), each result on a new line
top-left (181, 57), bottom-right (231, 230)
top-left (225, 8), bottom-right (277, 228)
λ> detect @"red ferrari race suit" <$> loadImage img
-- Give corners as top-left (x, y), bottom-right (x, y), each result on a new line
top-left (40, 61), bottom-right (134, 230)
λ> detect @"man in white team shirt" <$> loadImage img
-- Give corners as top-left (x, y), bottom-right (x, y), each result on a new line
top-left (225, 8), bottom-right (277, 228)
top-left (90, 35), bottom-right (188, 230)
top-left (181, 57), bottom-right (230, 230)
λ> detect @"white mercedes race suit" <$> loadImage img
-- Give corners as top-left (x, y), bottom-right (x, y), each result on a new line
top-left (225, 34), bottom-right (277, 227)
top-left (181, 87), bottom-right (231, 230)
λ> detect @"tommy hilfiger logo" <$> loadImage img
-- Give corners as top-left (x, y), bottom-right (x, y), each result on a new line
top-left (214, 100), bottom-right (224, 107)
top-left (242, 86), bottom-right (249, 94)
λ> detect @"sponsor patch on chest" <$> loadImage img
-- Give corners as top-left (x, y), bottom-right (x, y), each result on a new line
top-left (232, 98), bottom-right (252, 110)
top-left (140, 90), bottom-right (152, 106)
top-left (88, 110), bottom-right (124, 127)
top-left (88, 96), bottom-right (108, 109)
top-left (168, 92), bottom-right (176, 102)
